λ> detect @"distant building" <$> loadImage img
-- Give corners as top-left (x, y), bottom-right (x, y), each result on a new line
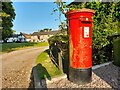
top-left (32, 31), bottom-right (59, 42)
top-left (6, 34), bottom-right (19, 43)
top-left (6, 32), bottom-right (31, 43)
top-left (19, 32), bottom-right (31, 42)
top-left (5, 30), bottom-right (59, 43)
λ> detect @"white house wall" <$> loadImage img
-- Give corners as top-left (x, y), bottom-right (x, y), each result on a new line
top-left (26, 39), bottom-right (31, 42)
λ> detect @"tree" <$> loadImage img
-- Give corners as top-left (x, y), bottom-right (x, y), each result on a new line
top-left (38, 28), bottom-right (52, 32)
top-left (1, 2), bottom-right (16, 41)
top-left (58, 22), bottom-right (66, 30)
top-left (0, 2), bottom-right (2, 31)
top-left (54, 1), bottom-right (120, 64)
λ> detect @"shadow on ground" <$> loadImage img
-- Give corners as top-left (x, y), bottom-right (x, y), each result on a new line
top-left (93, 63), bottom-right (120, 89)
top-left (28, 63), bottom-right (51, 90)
top-left (28, 68), bottom-right (35, 90)
top-left (28, 46), bottom-right (69, 89)
top-left (36, 63), bottom-right (51, 81)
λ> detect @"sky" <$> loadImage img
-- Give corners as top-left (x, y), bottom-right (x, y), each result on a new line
top-left (12, 2), bottom-right (72, 34)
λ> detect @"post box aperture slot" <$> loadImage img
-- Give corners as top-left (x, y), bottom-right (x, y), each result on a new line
top-left (80, 17), bottom-right (92, 22)
top-left (81, 21), bottom-right (91, 24)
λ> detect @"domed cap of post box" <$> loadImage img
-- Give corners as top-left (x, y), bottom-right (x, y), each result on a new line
top-left (66, 8), bottom-right (95, 16)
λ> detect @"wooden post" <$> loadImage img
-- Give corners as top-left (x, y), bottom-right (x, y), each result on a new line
top-left (58, 52), bottom-right (63, 72)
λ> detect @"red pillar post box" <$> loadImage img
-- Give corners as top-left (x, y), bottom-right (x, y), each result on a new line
top-left (66, 9), bottom-right (95, 84)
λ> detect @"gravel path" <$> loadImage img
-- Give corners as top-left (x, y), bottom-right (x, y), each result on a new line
top-left (46, 63), bottom-right (120, 89)
top-left (1, 46), bottom-right (48, 88)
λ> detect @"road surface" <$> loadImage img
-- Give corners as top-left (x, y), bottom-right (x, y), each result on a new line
top-left (1, 46), bottom-right (48, 88)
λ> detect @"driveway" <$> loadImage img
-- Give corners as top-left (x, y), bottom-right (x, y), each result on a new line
top-left (1, 46), bottom-right (48, 88)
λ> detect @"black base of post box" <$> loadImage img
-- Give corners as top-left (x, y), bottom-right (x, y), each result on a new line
top-left (69, 67), bottom-right (92, 84)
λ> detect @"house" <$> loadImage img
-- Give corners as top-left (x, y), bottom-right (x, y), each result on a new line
top-left (5, 30), bottom-right (59, 43)
top-left (32, 30), bottom-right (59, 42)
top-left (6, 34), bottom-right (19, 43)
top-left (6, 32), bottom-right (31, 43)
top-left (19, 32), bottom-right (31, 42)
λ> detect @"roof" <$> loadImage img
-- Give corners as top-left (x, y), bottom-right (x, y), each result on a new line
top-left (32, 31), bottom-right (59, 36)
top-left (20, 32), bottom-right (31, 39)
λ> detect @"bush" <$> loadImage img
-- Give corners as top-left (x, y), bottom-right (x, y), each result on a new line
top-left (113, 37), bottom-right (120, 67)
top-left (48, 32), bottom-right (69, 74)
top-left (48, 32), bottom-right (113, 66)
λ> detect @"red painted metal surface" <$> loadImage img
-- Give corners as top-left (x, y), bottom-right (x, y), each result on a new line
top-left (67, 9), bottom-right (95, 69)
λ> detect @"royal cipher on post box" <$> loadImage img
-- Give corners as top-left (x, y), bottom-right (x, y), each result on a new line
top-left (66, 8), bottom-right (95, 84)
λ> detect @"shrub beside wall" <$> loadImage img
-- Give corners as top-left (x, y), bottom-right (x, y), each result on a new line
top-left (48, 32), bottom-right (113, 68)
top-left (113, 37), bottom-right (120, 67)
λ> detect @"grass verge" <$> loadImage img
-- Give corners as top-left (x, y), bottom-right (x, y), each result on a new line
top-left (36, 49), bottom-right (62, 80)
top-left (1, 42), bottom-right (49, 53)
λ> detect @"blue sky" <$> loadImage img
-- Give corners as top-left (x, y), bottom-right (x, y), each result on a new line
top-left (12, 2), bottom-right (72, 34)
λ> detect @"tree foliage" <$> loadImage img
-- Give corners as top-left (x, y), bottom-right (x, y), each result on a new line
top-left (38, 28), bottom-right (52, 32)
top-left (1, 2), bottom-right (16, 40)
top-left (53, 1), bottom-right (120, 65)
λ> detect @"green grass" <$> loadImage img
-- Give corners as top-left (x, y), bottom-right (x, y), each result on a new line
top-left (1, 42), bottom-right (49, 53)
top-left (36, 49), bottom-right (62, 80)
